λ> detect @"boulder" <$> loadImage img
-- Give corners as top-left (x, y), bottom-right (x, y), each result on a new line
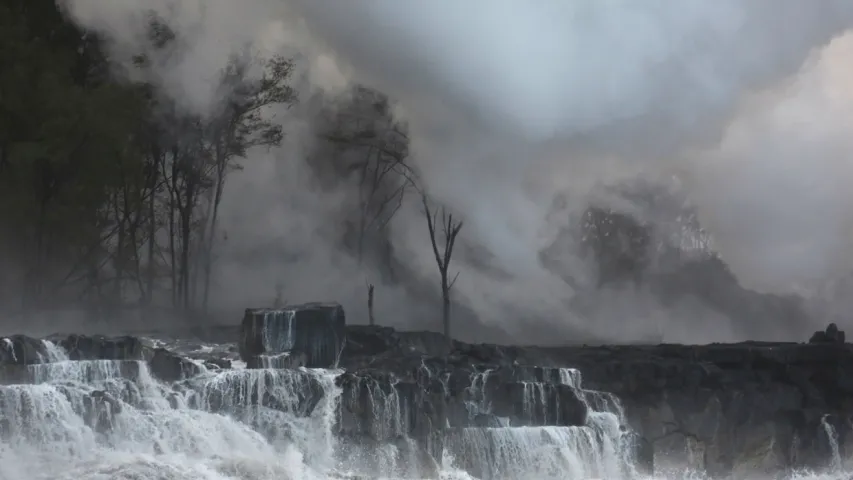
top-left (148, 348), bottom-right (204, 382)
top-left (239, 302), bottom-right (346, 368)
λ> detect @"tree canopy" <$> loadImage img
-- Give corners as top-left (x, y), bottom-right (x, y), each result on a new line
top-left (0, 0), bottom-right (298, 320)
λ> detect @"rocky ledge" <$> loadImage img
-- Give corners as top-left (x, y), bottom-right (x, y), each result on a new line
top-left (1, 305), bottom-right (850, 478)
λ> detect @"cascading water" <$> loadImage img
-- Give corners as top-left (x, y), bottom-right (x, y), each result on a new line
top-left (821, 415), bottom-right (843, 473)
top-left (1, 336), bottom-right (851, 479)
top-left (0, 339), bottom-right (341, 480)
top-left (443, 367), bottom-right (638, 479)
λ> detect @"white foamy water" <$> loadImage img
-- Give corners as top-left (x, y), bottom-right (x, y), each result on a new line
top-left (0, 342), bottom-right (849, 480)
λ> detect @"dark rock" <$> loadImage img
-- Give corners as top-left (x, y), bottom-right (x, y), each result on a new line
top-left (343, 325), bottom-right (400, 358)
top-left (471, 413), bottom-right (504, 427)
top-left (396, 331), bottom-right (455, 356)
top-left (82, 390), bottom-right (122, 433)
top-left (505, 341), bottom-right (853, 476)
top-left (623, 428), bottom-right (654, 475)
top-left (148, 348), bottom-right (203, 382)
top-left (0, 335), bottom-right (48, 365)
top-left (56, 334), bottom-right (146, 361)
top-left (239, 302), bottom-right (345, 368)
top-left (334, 324), bottom-right (853, 476)
top-left (8, 317), bottom-right (853, 478)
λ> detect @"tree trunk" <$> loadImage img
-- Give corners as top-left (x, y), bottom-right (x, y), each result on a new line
top-left (168, 189), bottom-right (177, 308)
top-left (113, 190), bottom-right (126, 307)
top-left (368, 283), bottom-right (375, 326)
top-left (201, 172), bottom-right (225, 313)
top-left (441, 276), bottom-right (451, 347)
top-left (180, 200), bottom-right (192, 311)
top-left (145, 179), bottom-right (156, 305)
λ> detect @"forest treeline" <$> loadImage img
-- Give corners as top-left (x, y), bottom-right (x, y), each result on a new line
top-left (0, 0), bottom-right (423, 322)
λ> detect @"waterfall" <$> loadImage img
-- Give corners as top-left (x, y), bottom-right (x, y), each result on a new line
top-left (0, 340), bottom-right (340, 479)
top-left (821, 414), bottom-right (843, 472)
top-left (441, 366), bottom-right (636, 479)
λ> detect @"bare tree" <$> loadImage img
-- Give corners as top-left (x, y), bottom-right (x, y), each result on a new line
top-left (421, 194), bottom-right (463, 346)
top-left (367, 282), bottom-right (376, 326)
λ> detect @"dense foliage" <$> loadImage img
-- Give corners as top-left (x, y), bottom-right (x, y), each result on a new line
top-left (0, 0), bottom-right (301, 318)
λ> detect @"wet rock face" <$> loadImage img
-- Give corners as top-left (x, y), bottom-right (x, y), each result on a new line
top-left (245, 351), bottom-right (307, 370)
top-left (56, 334), bottom-right (146, 361)
top-left (6, 304), bottom-right (851, 478)
top-left (335, 339), bottom-right (613, 475)
top-left (336, 325), bottom-right (853, 477)
top-left (82, 390), bottom-right (122, 434)
top-left (148, 348), bottom-right (203, 382)
top-left (507, 341), bottom-right (853, 476)
top-left (0, 335), bottom-right (49, 365)
top-left (240, 302), bottom-right (346, 368)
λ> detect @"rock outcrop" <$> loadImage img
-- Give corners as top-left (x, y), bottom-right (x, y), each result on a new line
top-left (239, 302), bottom-right (346, 368)
top-left (2, 315), bottom-right (850, 478)
top-left (336, 324), bottom-right (853, 477)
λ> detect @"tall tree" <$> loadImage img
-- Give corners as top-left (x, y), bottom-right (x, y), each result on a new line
top-left (0, 0), bottom-right (149, 314)
top-left (197, 55), bottom-right (297, 312)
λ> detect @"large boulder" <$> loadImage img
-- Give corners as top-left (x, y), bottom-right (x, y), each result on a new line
top-left (239, 302), bottom-right (346, 368)
top-left (148, 348), bottom-right (204, 382)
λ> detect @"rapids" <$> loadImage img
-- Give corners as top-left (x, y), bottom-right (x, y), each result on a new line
top-left (0, 337), bottom-right (849, 480)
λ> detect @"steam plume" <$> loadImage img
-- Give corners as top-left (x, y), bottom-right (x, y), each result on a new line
top-left (284, 0), bottom-right (853, 292)
top-left (58, 0), bottom-right (853, 342)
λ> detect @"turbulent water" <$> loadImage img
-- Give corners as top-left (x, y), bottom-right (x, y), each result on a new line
top-left (0, 339), bottom-right (849, 480)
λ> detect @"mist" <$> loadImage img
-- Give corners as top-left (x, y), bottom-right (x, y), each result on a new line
top-left (53, 0), bottom-right (853, 344)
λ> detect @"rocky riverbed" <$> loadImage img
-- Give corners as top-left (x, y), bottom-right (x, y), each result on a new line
top-left (0, 304), bottom-right (849, 479)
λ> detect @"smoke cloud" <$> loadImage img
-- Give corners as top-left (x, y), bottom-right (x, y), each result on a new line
top-left (58, 0), bottom-right (853, 343)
